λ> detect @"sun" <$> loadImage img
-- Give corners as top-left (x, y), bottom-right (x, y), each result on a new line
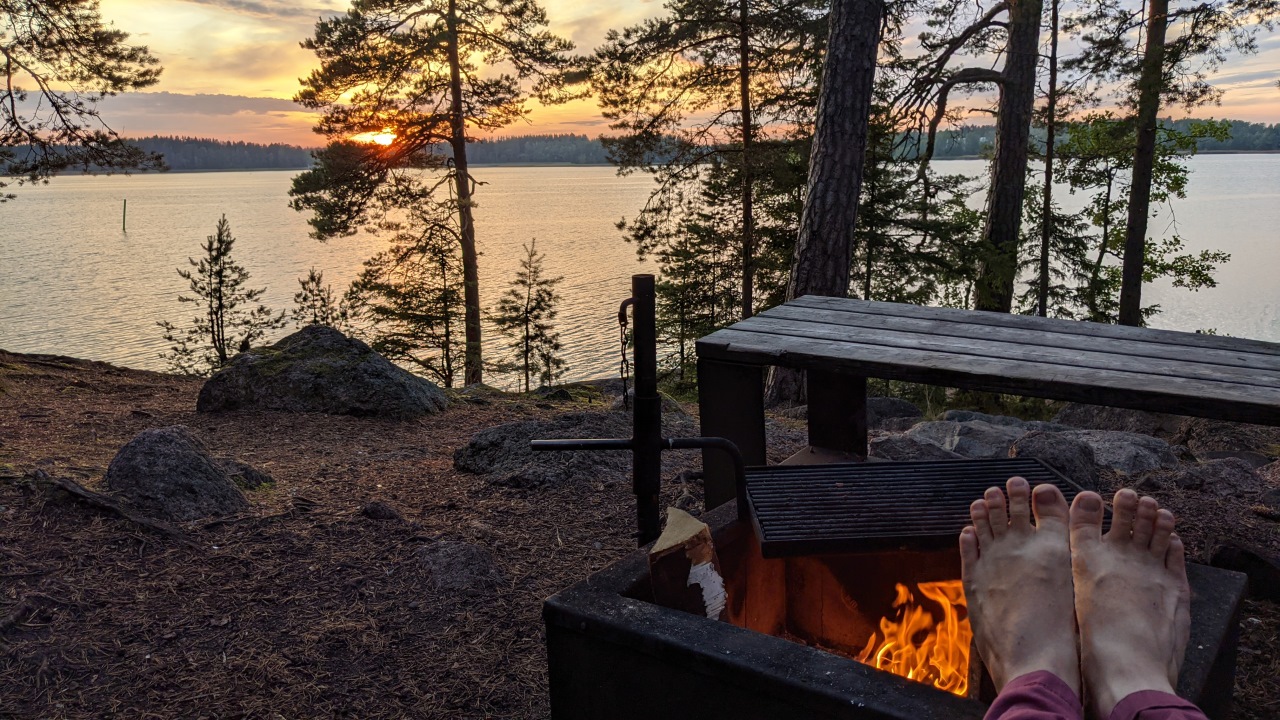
top-left (352, 129), bottom-right (397, 145)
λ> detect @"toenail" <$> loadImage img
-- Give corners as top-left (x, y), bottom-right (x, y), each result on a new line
top-left (1079, 495), bottom-right (1101, 512)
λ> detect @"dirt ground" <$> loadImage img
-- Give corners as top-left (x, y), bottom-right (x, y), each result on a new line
top-left (1, 351), bottom-right (1276, 719)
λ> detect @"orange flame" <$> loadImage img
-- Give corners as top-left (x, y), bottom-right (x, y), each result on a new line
top-left (855, 581), bottom-right (972, 696)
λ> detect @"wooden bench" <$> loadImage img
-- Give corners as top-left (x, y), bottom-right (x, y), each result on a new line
top-left (696, 295), bottom-right (1280, 509)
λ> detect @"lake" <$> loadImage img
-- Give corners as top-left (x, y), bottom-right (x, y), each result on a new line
top-left (1, 156), bottom-right (1277, 386)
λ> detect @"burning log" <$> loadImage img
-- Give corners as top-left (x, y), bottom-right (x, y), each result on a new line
top-left (648, 508), bottom-right (727, 620)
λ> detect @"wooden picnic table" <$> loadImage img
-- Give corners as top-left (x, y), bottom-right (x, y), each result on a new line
top-left (695, 295), bottom-right (1280, 509)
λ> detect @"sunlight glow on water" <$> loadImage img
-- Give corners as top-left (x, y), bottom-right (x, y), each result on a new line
top-left (1, 157), bottom-right (1277, 385)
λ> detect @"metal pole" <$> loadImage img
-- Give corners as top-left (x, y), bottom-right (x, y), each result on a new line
top-left (122, 199), bottom-right (127, 232)
top-left (631, 274), bottom-right (661, 546)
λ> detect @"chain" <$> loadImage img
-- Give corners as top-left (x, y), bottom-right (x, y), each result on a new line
top-left (619, 311), bottom-right (631, 411)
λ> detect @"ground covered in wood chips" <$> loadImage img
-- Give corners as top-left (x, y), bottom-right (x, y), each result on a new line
top-left (1, 351), bottom-right (1277, 719)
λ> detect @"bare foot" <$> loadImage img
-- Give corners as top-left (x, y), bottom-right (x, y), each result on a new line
top-left (1070, 489), bottom-right (1191, 718)
top-left (960, 477), bottom-right (1080, 695)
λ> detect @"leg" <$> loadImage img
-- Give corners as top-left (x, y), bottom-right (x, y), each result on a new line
top-left (697, 357), bottom-right (765, 510)
top-left (1069, 489), bottom-right (1204, 720)
top-left (805, 368), bottom-right (867, 458)
top-left (961, 477), bottom-right (1081, 720)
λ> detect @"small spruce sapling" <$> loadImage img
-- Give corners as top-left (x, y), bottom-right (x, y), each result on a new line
top-left (158, 215), bottom-right (285, 375)
top-left (292, 267), bottom-right (350, 329)
top-left (492, 240), bottom-right (566, 392)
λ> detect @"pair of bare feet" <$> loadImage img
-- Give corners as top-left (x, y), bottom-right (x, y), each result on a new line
top-left (960, 478), bottom-right (1192, 718)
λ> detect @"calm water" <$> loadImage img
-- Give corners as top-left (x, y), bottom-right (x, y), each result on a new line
top-left (1, 156), bottom-right (1277, 384)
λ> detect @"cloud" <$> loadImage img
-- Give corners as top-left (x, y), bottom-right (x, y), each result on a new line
top-left (176, 0), bottom-right (336, 20)
top-left (103, 91), bottom-right (304, 115)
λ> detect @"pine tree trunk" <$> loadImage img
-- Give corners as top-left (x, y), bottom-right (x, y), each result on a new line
top-left (447, 0), bottom-right (484, 384)
top-left (738, 0), bottom-right (756, 319)
top-left (972, 0), bottom-right (1044, 313)
top-left (1037, 0), bottom-right (1060, 317)
top-left (764, 0), bottom-right (883, 406)
top-left (1118, 0), bottom-right (1168, 327)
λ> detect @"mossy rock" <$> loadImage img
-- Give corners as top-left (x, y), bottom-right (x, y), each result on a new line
top-left (197, 325), bottom-right (447, 419)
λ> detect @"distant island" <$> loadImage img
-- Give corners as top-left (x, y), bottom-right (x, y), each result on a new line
top-left (131, 121), bottom-right (1280, 172)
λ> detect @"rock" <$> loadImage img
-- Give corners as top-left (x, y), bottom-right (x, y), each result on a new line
top-left (1008, 431), bottom-right (1099, 490)
top-left (868, 434), bottom-right (964, 462)
top-left (942, 410), bottom-right (1069, 433)
top-left (1170, 458), bottom-right (1263, 497)
top-left (361, 501), bottom-right (403, 521)
top-left (417, 541), bottom-right (504, 595)
top-left (1173, 417), bottom-right (1280, 456)
top-left (1259, 461), bottom-right (1280, 485)
top-left (197, 325), bottom-right (446, 419)
top-left (1198, 450), bottom-right (1274, 469)
top-left (868, 397), bottom-right (923, 428)
top-left (907, 420), bottom-right (1026, 459)
top-left (216, 458), bottom-right (272, 489)
top-left (1062, 430), bottom-right (1180, 476)
top-left (454, 411), bottom-right (696, 489)
top-left (1259, 487), bottom-right (1280, 511)
top-left (536, 387), bottom-right (574, 402)
top-left (1170, 444), bottom-right (1198, 463)
top-left (103, 426), bottom-right (249, 521)
top-left (610, 390), bottom-right (689, 417)
top-left (1053, 403), bottom-right (1183, 437)
top-left (880, 417), bottom-right (923, 433)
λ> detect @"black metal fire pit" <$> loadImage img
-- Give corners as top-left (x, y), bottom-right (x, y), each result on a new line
top-left (544, 504), bottom-right (1247, 720)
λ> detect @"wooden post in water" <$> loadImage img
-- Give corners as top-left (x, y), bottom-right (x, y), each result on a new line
top-left (122, 199), bottom-right (127, 232)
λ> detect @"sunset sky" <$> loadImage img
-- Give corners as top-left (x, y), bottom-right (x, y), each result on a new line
top-left (97, 0), bottom-right (1280, 147)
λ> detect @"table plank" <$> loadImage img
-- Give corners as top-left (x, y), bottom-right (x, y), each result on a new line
top-left (734, 313), bottom-right (1280, 389)
top-left (791, 295), bottom-right (1280, 357)
top-left (766, 302), bottom-right (1280, 374)
top-left (697, 327), bottom-right (1280, 425)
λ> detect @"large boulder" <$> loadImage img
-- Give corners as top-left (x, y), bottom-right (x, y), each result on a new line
top-left (103, 426), bottom-right (249, 521)
top-left (197, 325), bottom-right (446, 419)
top-left (868, 434), bottom-right (964, 462)
top-left (1052, 403), bottom-right (1183, 438)
top-left (907, 420), bottom-right (1026, 459)
top-left (867, 397), bottom-right (923, 429)
top-left (1008, 431), bottom-right (1099, 490)
top-left (1062, 430), bottom-right (1179, 476)
top-left (942, 409), bottom-right (1069, 433)
top-left (1169, 458), bottom-right (1264, 498)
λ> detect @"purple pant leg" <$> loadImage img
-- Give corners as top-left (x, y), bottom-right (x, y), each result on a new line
top-left (1108, 690), bottom-right (1208, 720)
top-left (984, 670), bottom-right (1083, 720)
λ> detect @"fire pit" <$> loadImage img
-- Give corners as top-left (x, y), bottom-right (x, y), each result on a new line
top-left (544, 503), bottom-right (1246, 720)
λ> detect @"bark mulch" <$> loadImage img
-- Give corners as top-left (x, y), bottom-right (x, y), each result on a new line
top-left (1, 351), bottom-right (1276, 719)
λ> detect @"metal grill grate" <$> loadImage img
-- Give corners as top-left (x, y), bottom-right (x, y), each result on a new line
top-left (744, 457), bottom-right (1097, 557)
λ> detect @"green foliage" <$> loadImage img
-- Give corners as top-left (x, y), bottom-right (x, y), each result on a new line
top-left (1021, 113), bottom-right (1232, 322)
top-left (491, 240), bottom-right (565, 392)
top-left (158, 216), bottom-right (285, 376)
top-left (1, 0), bottom-right (164, 201)
top-left (292, 268), bottom-right (350, 330)
top-left (346, 206), bottom-right (467, 388)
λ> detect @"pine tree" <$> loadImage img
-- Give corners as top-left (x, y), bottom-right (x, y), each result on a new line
top-left (347, 206), bottom-right (467, 388)
top-left (292, 268), bottom-right (350, 329)
top-left (492, 240), bottom-right (565, 392)
top-left (158, 216), bottom-right (285, 376)
top-left (1, 0), bottom-right (164, 201)
top-left (290, 0), bottom-right (576, 384)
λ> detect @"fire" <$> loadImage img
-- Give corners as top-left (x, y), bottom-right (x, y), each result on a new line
top-left (855, 581), bottom-right (972, 696)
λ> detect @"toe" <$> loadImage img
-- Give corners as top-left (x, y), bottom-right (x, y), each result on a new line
top-left (1069, 491), bottom-right (1105, 549)
top-left (1006, 477), bottom-right (1032, 531)
top-left (1166, 532), bottom-right (1187, 575)
top-left (960, 526), bottom-right (980, 570)
top-left (985, 486), bottom-right (1009, 537)
top-left (1107, 488), bottom-right (1138, 541)
top-left (1031, 483), bottom-right (1070, 529)
top-left (971, 499), bottom-right (994, 546)
top-left (1132, 496), bottom-right (1159, 548)
top-left (1149, 508), bottom-right (1175, 558)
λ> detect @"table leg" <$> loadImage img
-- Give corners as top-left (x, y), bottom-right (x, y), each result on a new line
top-left (805, 369), bottom-right (867, 459)
top-left (698, 357), bottom-right (766, 510)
